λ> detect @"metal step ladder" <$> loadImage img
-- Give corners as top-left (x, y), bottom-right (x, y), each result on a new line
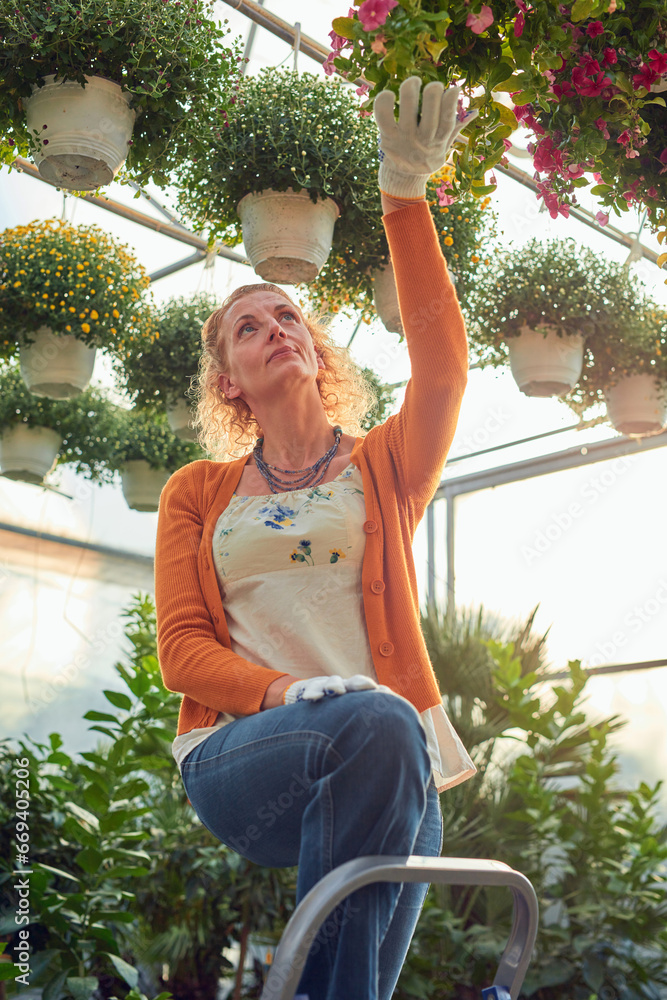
top-left (260, 855), bottom-right (539, 1000)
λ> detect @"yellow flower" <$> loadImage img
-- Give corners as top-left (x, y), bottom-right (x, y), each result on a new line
top-left (81, 323), bottom-right (91, 333)
top-left (69, 306), bottom-right (76, 313)
top-left (444, 236), bottom-right (454, 246)
top-left (90, 310), bottom-right (99, 320)
top-left (112, 309), bottom-right (120, 319)
top-left (13, 280), bottom-right (20, 287)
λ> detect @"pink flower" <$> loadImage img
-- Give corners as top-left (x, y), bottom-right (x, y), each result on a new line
top-left (572, 59), bottom-right (611, 97)
top-left (370, 33), bottom-right (387, 55)
top-left (607, 0), bottom-right (617, 10)
top-left (587, 20), bottom-right (604, 37)
top-left (552, 79), bottom-right (575, 99)
top-left (436, 183), bottom-right (456, 206)
top-left (328, 28), bottom-right (346, 51)
top-left (595, 211), bottom-right (609, 225)
top-left (647, 186), bottom-right (658, 197)
top-left (648, 49), bottom-right (667, 76)
top-left (514, 10), bottom-right (525, 36)
top-left (466, 5), bottom-right (494, 34)
top-left (323, 52), bottom-right (336, 76)
top-left (567, 162), bottom-right (586, 177)
top-left (356, 82), bottom-right (370, 97)
top-left (633, 63), bottom-right (657, 90)
top-left (357, 0), bottom-right (398, 31)
top-left (602, 47), bottom-right (618, 66)
top-left (659, 149), bottom-right (667, 165)
top-left (625, 148), bottom-right (640, 158)
top-left (594, 117), bottom-right (610, 139)
top-left (593, 172), bottom-right (603, 182)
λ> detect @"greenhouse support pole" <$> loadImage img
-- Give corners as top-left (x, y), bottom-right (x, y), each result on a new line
top-left (446, 495), bottom-right (456, 621)
top-left (426, 502), bottom-right (435, 610)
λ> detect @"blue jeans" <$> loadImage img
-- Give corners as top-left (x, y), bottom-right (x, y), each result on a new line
top-left (181, 691), bottom-right (443, 1000)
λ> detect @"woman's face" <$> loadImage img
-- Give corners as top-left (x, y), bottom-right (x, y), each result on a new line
top-left (218, 290), bottom-right (324, 403)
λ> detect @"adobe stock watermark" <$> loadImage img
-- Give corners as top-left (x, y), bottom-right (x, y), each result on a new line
top-left (450, 404), bottom-right (512, 459)
top-left (12, 757), bottom-right (33, 987)
top-left (521, 455), bottom-right (634, 565)
top-left (586, 577), bottom-right (667, 668)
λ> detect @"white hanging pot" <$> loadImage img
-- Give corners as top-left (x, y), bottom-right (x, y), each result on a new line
top-left (372, 259), bottom-right (403, 335)
top-left (19, 327), bottom-right (97, 399)
top-left (121, 460), bottom-right (171, 513)
top-left (25, 75), bottom-right (136, 191)
top-left (0, 424), bottom-right (62, 485)
top-left (507, 325), bottom-right (584, 397)
top-left (604, 373), bottom-right (667, 437)
top-left (166, 398), bottom-right (197, 441)
top-left (237, 188), bottom-right (340, 284)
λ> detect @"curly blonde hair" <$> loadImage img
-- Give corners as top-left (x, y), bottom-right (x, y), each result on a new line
top-left (193, 283), bottom-right (377, 460)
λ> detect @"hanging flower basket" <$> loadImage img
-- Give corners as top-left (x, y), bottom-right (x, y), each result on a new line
top-left (507, 326), bottom-right (585, 398)
top-left (25, 75), bottom-right (135, 191)
top-left (0, 424), bottom-right (62, 484)
top-left (121, 460), bottom-right (171, 513)
top-left (237, 188), bottom-right (340, 284)
top-left (19, 327), bottom-right (97, 399)
top-left (371, 260), bottom-right (403, 335)
top-left (166, 398), bottom-right (197, 442)
top-left (604, 374), bottom-right (667, 437)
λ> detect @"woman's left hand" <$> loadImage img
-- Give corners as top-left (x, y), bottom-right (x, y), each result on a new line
top-left (374, 76), bottom-right (478, 200)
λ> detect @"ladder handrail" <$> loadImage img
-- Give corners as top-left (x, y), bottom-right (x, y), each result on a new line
top-left (260, 855), bottom-right (539, 1000)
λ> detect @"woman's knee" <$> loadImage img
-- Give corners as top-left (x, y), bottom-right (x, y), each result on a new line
top-left (340, 691), bottom-right (430, 777)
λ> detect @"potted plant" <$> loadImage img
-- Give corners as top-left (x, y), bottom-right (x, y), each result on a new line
top-left (176, 69), bottom-right (380, 284)
top-left (113, 407), bottom-right (204, 512)
top-left (564, 296), bottom-right (667, 437)
top-left (300, 169), bottom-right (498, 331)
top-left (113, 293), bottom-right (218, 441)
top-left (468, 238), bottom-right (628, 397)
top-left (0, 0), bottom-right (242, 191)
top-left (0, 218), bottom-right (154, 398)
top-left (327, 0), bottom-right (573, 200)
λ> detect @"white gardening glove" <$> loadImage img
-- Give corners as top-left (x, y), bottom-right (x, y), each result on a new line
top-left (374, 76), bottom-right (478, 200)
top-left (283, 674), bottom-right (380, 704)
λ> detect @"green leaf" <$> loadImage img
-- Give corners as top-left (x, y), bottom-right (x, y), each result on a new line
top-left (112, 778), bottom-right (149, 801)
top-left (75, 847), bottom-right (104, 875)
top-left (83, 710), bottom-right (119, 723)
top-left (331, 16), bottom-right (355, 39)
top-left (34, 863), bottom-right (80, 885)
top-left (65, 802), bottom-right (99, 830)
top-left (571, 0), bottom-right (596, 20)
top-left (511, 89), bottom-right (536, 106)
top-left (102, 865), bottom-right (150, 878)
top-left (66, 976), bottom-right (98, 1000)
top-left (488, 63), bottom-right (513, 92)
top-left (107, 954), bottom-right (139, 990)
top-left (82, 783), bottom-right (109, 814)
top-left (47, 751), bottom-right (72, 766)
top-left (0, 964), bottom-right (20, 981)
top-left (43, 969), bottom-right (70, 1000)
top-left (103, 690), bottom-right (132, 711)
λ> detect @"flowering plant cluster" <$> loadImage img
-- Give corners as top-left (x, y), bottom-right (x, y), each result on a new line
top-left (0, 219), bottom-right (154, 358)
top-left (300, 169), bottom-right (498, 322)
top-left (327, 0), bottom-right (574, 200)
top-left (0, 0), bottom-right (243, 188)
top-left (175, 69), bottom-right (379, 245)
top-left (114, 293), bottom-right (217, 409)
top-left (514, 1), bottom-right (667, 226)
top-left (112, 406), bottom-right (203, 472)
top-left (467, 236), bottom-right (632, 364)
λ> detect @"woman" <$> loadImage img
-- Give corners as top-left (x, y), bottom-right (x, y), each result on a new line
top-left (155, 77), bottom-right (477, 1000)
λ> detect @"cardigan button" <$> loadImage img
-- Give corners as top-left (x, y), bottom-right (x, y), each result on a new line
top-left (371, 579), bottom-right (385, 594)
top-left (379, 641), bottom-right (394, 657)
top-left (363, 519), bottom-right (378, 533)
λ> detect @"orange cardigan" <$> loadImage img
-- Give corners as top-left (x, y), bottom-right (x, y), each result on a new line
top-left (155, 200), bottom-right (468, 736)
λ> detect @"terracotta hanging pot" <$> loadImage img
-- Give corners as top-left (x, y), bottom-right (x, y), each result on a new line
top-left (371, 259), bottom-right (403, 335)
top-left (507, 325), bottom-right (584, 397)
top-left (236, 187), bottom-right (339, 284)
top-left (0, 424), bottom-right (62, 485)
top-left (604, 373), bottom-right (667, 436)
top-left (25, 75), bottom-right (136, 191)
top-left (166, 398), bottom-right (197, 442)
top-left (19, 327), bottom-right (97, 399)
top-left (121, 460), bottom-right (171, 513)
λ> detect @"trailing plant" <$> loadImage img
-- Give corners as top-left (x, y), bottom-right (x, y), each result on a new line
top-left (0, 0), bottom-right (243, 188)
top-left (113, 293), bottom-right (217, 411)
top-left (359, 366), bottom-right (397, 431)
top-left (112, 407), bottom-right (204, 473)
top-left (301, 169), bottom-right (498, 322)
top-left (467, 237), bottom-right (637, 366)
top-left (0, 219), bottom-right (155, 359)
top-left (175, 69), bottom-right (380, 248)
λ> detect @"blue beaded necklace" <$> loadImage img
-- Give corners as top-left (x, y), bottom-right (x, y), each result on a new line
top-left (253, 425), bottom-right (343, 494)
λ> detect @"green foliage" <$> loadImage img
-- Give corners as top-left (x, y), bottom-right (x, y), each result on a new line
top-left (395, 606), bottom-right (667, 998)
top-left (0, 219), bottom-right (154, 354)
top-left (0, 0), bottom-right (243, 188)
top-left (358, 366), bottom-right (397, 433)
top-left (113, 294), bottom-right (218, 410)
top-left (112, 407), bottom-right (204, 473)
top-left (176, 69), bottom-right (380, 247)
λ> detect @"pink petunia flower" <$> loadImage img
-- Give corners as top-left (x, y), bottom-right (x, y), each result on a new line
top-left (587, 20), bottom-right (604, 38)
top-left (323, 51), bottom-right (336, 76)
top-left (602, 47), bottom-right (618, 66)
top-left (356, 82), bottom-right (370, 97)
top-left (514, 10), bottom-right (525, 37)
top-left (370, 33), bottom-right (387, 55)
top-left (572, 58), bottom-right (612, 97)
top-left (648, 49), bottom-right (667, 76)
top-left (647, 186), bottom-right (658, 198)
top-left (328, 28), bottom-right (346, 50)
top-left (594, 117), bottom-right (610, 139)
top-left (436, 183), bottom-right (456, 206)
top-left (595, 211), bottom-right (609, 226)
top-left (357, 0), bottom-right (398, 31)
top-left (632, 63), bottom-right (658, 90)
top-left (466, 5), bottom-right (494, 35)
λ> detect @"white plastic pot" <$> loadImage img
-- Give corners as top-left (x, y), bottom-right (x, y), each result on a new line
top-left (0, 425), bottom-right (62, 485)
top-left (166, 398), bottom-right (197, 442)
top-left (372, 260), bottom-right (403, 335)
top-left (237, 188), bottom-right (340, 284)
top-left (604, 373), bottom-right (667, 437)
top-left (507, 325), bottom-right (584, 397)
top-left (19, 327), bottom-right (97, 399)
top-left (25, 75), bottom-right (136, 191)
top-left (121, 460), bottom-right (171, 513)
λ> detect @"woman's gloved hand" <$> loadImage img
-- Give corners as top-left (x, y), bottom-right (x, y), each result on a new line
top-left (282, 673), bottom-right (383, 704)
top-left (373, 76), bottom-right (478, 200)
